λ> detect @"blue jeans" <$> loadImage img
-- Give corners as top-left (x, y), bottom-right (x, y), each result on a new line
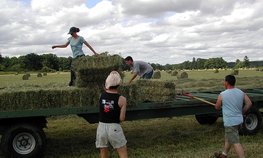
top-left (142, 70), bottom-right (153, 79)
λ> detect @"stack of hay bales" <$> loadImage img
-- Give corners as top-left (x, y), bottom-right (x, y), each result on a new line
top-left (72, 54), bottom-right (123, 88)
top-left (0, 54), bottom-right (178, 111)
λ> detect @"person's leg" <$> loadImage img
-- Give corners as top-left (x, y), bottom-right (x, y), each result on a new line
top-left (108, 124), bottom-right (127, 158)
top-left (233, 143), bottom-right (245, 158)
top-left (96, 122), bottom-right (109, 158)
top-left (100, 147), bottom-right (109, 158)
top-left (116, 145), bottom-right (128, 158)
top-left (68, 69), bottom-right (74, 86)
top-left (223, 138), bottom-right (231, 156)
top-left (225, 125), bottom-right (243, 157)
top-left (71, 69), bottom-right (76, 86)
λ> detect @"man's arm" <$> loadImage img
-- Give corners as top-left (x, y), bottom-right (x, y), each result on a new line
top-left (215, 95), bottom-right (222, 110)
top-left (118, 96), bottom-right (127, 122)
top-left (128, 73), bottom-right (138, 84)
top-left (243, 93), bottom-right (252, 114)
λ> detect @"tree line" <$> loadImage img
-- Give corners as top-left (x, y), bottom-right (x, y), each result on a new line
top-left (0, 53), bottom-right (262, 72)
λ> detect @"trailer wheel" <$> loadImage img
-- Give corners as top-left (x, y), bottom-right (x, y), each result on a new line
top-left (0, 124), bottom-right (46, 158)
top-left (195, 114), bottom-right (219, 125)
top-left (240, 107), bottom-right (262, 135)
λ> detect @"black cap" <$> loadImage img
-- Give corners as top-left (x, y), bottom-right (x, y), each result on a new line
top-left (68, 27), bottom-right (79, 34)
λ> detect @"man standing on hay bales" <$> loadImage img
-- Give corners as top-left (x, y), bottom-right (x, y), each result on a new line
top-left (96, 71), bottom-right (128, 158)
top-left (124, 56), bottom-right (153, 84)
top-left (52, 26), bottom-right (98, 86)
top-left (214, 75), bottom-right (252, 158)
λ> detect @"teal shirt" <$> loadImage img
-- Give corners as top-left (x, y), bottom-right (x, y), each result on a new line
top-left (220, 88), bottom-right (244, 127)
top-left (68, 36), bottom-right (85, 58)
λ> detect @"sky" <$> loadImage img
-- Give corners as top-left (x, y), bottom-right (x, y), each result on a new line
top-left (0, 0), bottom-right (262, 65)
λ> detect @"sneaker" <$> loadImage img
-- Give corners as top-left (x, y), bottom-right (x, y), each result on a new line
top-left (214, 152), bottom-right (227, 158)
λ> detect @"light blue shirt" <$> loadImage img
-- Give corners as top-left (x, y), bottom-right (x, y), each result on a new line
top-left (68, 36), bottom-right (85, 58)
top-left (220, 88), bottom-right (244, 127)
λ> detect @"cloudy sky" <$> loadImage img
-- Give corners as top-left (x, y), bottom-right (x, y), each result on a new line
top-left (0, 0), bottom-right (262, 64)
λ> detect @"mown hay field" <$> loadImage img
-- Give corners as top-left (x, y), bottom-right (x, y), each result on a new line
top-left (0, 69), bottom-right (263, 158)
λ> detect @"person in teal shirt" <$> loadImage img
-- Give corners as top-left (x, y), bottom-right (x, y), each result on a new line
top-left (214, 75), bottom-right (252, 158)
top-left (52, 27), bottom-right (98, 86)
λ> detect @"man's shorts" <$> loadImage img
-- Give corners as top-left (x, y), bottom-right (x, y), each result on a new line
top-left (96, 122), bottom-right (127, 149)
top-left (225, 125), bottom-right (240, 144)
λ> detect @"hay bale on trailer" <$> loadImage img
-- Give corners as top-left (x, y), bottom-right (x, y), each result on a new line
top-left (71, 54), bottom-right (124, 88)
top-left (0, 87), bottom-right (101, 111)
top-left (133, 80), bottom-right (176, 103)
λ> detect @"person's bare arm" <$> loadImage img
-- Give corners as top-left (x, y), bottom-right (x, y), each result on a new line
top-left (128, 73), bottom-right (137, 84)
top-left (243, 93), bottom-right (252, 114)
top-left (52, 41), bottom-right (69, 49)
top-left (118, 96), bottom-right (127, 122)
top-left (84, 41), bottom-right (98, 56)
top-left (215, 95), bottom-right (222, 110)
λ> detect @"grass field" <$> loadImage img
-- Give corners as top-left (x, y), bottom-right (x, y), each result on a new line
top-left (0, 70), bottom-right (263, 158)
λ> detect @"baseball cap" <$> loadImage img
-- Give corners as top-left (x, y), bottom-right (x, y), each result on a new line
top-left (68, 27), bottom-right (79, 34)
top-left (105, 71), bottom-right (122, 89)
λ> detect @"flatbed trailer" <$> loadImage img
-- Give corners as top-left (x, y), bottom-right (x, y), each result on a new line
top-left (0, 89), bottom-right (262, 157)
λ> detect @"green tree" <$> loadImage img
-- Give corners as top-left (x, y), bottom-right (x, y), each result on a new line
top-left (243, 56), bottom-right (250, 68)
top-left (204, 57), bottom-right (227, 69)
top-left (191, 57), bottom-right (197, 69)
top-left (42, 54), bottom-right (59, 70)
top-left (23, 53), bottom-right (43, 71)
top-left (234, 59), bottom-right (243, 68)
top-left (58, 57), bottom-right (71, 71)
top-left (197, 58), bottom-right (206, 69)
top-left (0, 53), bottom-right (3, 64)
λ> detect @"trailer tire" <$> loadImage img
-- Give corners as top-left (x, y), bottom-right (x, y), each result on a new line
top-left (195, 114), bottom-right (219, 125)
top-left (240, 107), bottom-right (262, 135)
top-left (0, 124), bottom-right (46, 158)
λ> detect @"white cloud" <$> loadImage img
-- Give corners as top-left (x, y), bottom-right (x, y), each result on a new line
top-left (0, 0), bottom-right (262, 64)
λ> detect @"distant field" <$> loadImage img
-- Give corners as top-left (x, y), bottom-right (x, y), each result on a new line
top-left (0, 70), bottom-right (263, 158)
top-left (1, 69), bottom-right (262, 90)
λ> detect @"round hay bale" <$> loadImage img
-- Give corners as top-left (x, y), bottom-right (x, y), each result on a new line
top-left (214, 69), bottom-right (219, 73)
top-left (180, 72), bottom-right (188, 79)
top-left (25, 73), bottom-right (30, 77)
top-left (166, 70), bottom-right (172, 74)
top-left (153, 71), bottom-right (161, 79)
top-left (43, 72), bottom-right (47, 76)
top-left (22, 74), bottom-right (29, 80)
top-left (37, 73), bottom-right (43, 77)
top-left (231, 69), bottom-right (239, 75)
top-left (171, 70), bottom-right (178, 76)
